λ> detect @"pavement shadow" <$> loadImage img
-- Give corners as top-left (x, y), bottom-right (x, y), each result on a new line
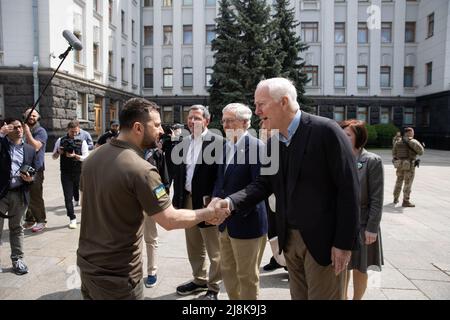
top-left (258, 270), bottom-right (290, 289)
top-left (383, 203), bottom-right (405, 214)
top-left (37, 289), bottom-right (82, 300)
top-left (144, 291), bottom-right (205, 300)
top-left (46, 205), bottom-right (69, 216)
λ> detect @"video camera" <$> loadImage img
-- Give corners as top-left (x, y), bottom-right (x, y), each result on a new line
top-left (61, 138), bottom-right (82, 153)
top-left (19, 164), bottom-right (36, 176)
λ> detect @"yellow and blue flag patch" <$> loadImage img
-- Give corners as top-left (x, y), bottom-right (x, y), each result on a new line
top-left (153, 184), bottom-right (167, 200)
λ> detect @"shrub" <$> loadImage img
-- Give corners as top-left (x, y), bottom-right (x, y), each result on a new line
top-left (366, 124), bottom-right (378, 147)
top-left (373, 123), bottom-right (400, 147)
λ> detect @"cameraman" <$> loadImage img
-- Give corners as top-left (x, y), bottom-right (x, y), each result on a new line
top-left (52, 120), bottom-right (89, 229)
top-left (0, 118), bottom-right (37, 275)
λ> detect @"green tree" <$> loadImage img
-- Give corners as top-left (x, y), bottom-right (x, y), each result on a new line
top-left (208, 0), bottom-right (245, 127)
top-left (272, 0), bottom-right (310, 108)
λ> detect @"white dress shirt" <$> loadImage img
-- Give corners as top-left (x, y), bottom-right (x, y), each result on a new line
top-left (185, 129), bottom-right (209, 193)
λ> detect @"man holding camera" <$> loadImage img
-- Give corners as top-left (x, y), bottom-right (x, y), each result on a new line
top-left (0, 118), bottom-right (37, 275)
top-left (52, 120), bottom-right (89, 229)
top-left (392, 127), bottom-right (424, 207)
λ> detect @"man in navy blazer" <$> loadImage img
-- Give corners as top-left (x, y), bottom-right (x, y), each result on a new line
top-left (218, 78), bottom-right (360, 300)
top-left (0, 118), bottom-right (37, 275)
top-left (212, 103), bottom-right (267, 300)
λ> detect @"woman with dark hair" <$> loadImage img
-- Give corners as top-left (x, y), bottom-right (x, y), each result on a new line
top-left (340, 119), bottom-right (384, 300)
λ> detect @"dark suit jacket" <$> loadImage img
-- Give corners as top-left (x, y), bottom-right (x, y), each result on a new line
top-left (171, 130), bottom-right (224, 228)
top-left (212, 134), bottom-right (267, 239)
top-left (0, 136), bottom-right (37, 204)
top-left (229, 113), bottom-right (360, 266)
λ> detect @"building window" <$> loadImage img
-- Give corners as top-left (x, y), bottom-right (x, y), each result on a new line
top-left (206, 25), bottom-right (215, 44)
top-left (205, 0), bottom-right (215, 6)
top-left (405, 22), bottom-right (416, 43)
top-left (304, 65), bottom-right (319, 87)
top-left (427, 13), bottom-right (434, 38)
top-left (131, 63), bottom-right (135, 86)
top-left (163, 68), bottom-right (173, 87)
top-left (121, 57), bottom-right (125, 81)
top-left (426, 62), bottom-right (432, 85)
top-left (334, 66), bottom-right (345, 87)
top-left (77, 93), bottom-right (88, 120)
top-left (183, 0), bottom-right (193, 5)
top-left (163, 25), bottom-right (173, 45)
top-left (93, 43), bottom-right (99, 71)
top-left (403, 107), bottom-right (415, 126)
top-left (121, 10), bottom-right (126, 34)
top-left (144, 68), bottom-right (153, 88)
top-left (333, 106), bottom-right (346, 122)
top-left (358, 22), bottom-right (368, 44)
top-left (357, 106), bottom-right (368, 122)
top-left (335, 23), bottom-right (345, 43)
top-left (108, 51), bottom-right (114, 75)
top-left (93, 0), bottom-right (99, 13)
top-left (183, 67), bottom-right (193, 87)
top-left (183, 25), bottom-right (193, 45)
top-left (404, 66), bottom-right (414, 88)
top-left (205, 67), bottom-right (213, 87)
top-left (131, 20), bottom-right (135, 42)
top-left (144, 0), bottom-right (153, 7)
top-left (357, 66), bottom-right (368, 87)
top-left (301, 22), bottom-right (319, 43)
top-left (380, 66), bottom-right (391, 87)
top-left (108, 0), bottom-right (113, 23)
top-left (381, 22), bottom-right (392, 43)
top-left (163, 0), bottom-right (172, 7)
top-left (422, 106), bottom-right (430, 127)
top-left (182, 106), bottom-right (191, 123)
top-left (74, 31), bottom-right (82, 64)
top-left (380, 107), bottom-right (391, 124)
top-left (162, 106), bottom-right (174, 123)
top-left (144, 26), bottom-right (153, 45)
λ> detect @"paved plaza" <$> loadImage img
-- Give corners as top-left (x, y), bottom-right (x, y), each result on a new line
top-left (0, 149), bottom-right (449, 300)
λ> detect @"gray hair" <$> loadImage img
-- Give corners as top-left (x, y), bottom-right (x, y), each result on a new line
top-left (222, 103), bottom-right (252, 129)
top-left (189, 104), bottom-right (211, 120)
top-left (256, 78), bottom-right (300, 111)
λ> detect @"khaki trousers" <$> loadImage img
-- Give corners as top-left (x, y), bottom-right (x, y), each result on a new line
top-left (284, 229), bottom-right (347, 300)
top-left (394, 166), bottom-right (415, 201)
top-left (143, 215), bottom-right (158, 276)
top-left (184, 194), bottom-right (221, 292)
top-left (25, 170), bottom-right (47, 223)
top-left (219, 228), bottom-right (266, 300)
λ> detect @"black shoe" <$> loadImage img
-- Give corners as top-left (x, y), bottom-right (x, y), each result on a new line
top-left (12, 259), bottom-right (28, 275)
top-left (198, 290), bottom-right (218, 300)
top-left (176, 281), bottom-right (208, 296)
top-left (263, 257), bottom-right (283, 271)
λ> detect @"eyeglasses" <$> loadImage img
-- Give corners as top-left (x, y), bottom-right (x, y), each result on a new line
top-left (221, 119), bottom-right (237, 125)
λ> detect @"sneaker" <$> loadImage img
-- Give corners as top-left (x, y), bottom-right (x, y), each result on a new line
top-left (176, 281), bottom-right (208, 296)
top-left (73, 200), bottom-right (80, 207)
top-left (263, 256), bottom-right (283, 271)
top-left (68, 219), bottom-right (77, 229)
top-left (31, 223), bottom-right (46, 233)
top-left (198, 290), bottom-right (218, 300)
top-left (145, 275), bottom-right (157, 288)
top-left (22, 221), bottom-right (36, 230)
top-left (12, 259), bottom-right (28, 275)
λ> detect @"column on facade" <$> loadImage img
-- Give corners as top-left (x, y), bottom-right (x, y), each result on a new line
top-left (153, 0), bottom-right (162, 95)
top-left (192, 0), bottom-right (205, 96)
top-left (393, 0), bottom-right (406, 96)
top-left (321, 2), bottom-right (334, 95)
top-left (172, 0), bottom-right (182, 95)
top-left (369, 0), bottom-right (381, 96)
top-left (442, 0), bottom-right (450, 91)
top-left (346, 0), bottom-right (358, 96)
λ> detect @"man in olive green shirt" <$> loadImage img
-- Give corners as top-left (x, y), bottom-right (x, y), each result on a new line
top-left (77, 98), bottom-right (229, 300)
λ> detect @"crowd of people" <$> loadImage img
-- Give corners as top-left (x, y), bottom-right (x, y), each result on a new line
top-left (0, 77), bottom-right (425, 300)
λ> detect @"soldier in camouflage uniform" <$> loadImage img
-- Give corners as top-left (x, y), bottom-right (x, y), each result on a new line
top-left (392, 127), bottom-right (424, 207)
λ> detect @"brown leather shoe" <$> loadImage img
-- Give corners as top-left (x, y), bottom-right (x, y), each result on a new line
top-left (402, 200), bottom-right (415, 207)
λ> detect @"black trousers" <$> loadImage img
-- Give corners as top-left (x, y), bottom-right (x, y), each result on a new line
top-left (61, 171), bottom-right (80, 220)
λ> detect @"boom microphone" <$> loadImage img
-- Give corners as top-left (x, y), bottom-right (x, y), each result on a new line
top-left (62, 30), bottom-right (83, 51)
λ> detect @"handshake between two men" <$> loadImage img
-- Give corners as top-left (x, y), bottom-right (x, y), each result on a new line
top-left (204, 198), bottom-right (231, 226)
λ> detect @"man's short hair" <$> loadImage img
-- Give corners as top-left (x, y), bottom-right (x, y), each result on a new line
top-left (256, 77), bottom-right (299, 111)
top-left (119, 98), bottom-right (160, 130)
top-left (67, 120), bottom-right (80, 129)
top-left (4, 117), bottom-right (23, 125)
top-left (339, 119), bottom-right (368, 149)
top-left (222, 103), bottom-right (252, 129)
top-left (189, 105), bottom-right (210, 120)
top-left (404, 127), bottom-right (413, 133)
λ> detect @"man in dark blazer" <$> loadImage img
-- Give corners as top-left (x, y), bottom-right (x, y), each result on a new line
top-left (212, 103), bottom-right (267, 300)
top-left (171, 105), bottom-right (224, 300)
top-left (0, 118), bottom-right (37, 275)
top-left (218, 78), bottom-right (360, 300)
